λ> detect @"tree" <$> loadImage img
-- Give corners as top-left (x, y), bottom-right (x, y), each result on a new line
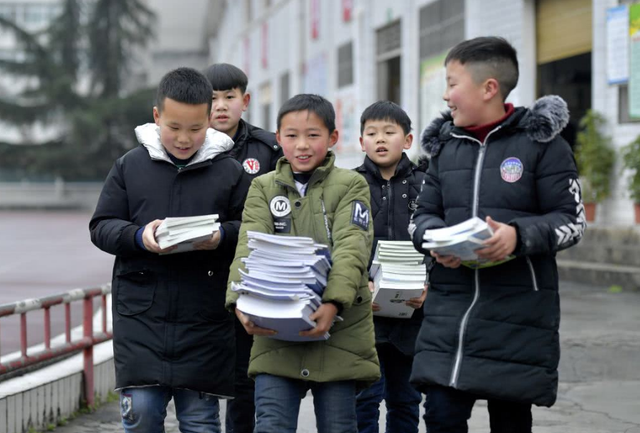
top-left (0, 0), bottom-right (156, 180)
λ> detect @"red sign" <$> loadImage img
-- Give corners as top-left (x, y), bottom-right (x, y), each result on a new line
top-left (311, 0), bottom-right (320, 40)
top-left (342, 0), bottom-right (353, 22)
top-left (244, 37), bottom-right (250, 77)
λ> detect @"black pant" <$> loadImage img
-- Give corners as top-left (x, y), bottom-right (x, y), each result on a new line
top-left (424, 385), bottom-right (532, 433)
top-left (225, 318), bottom-right (255, 433)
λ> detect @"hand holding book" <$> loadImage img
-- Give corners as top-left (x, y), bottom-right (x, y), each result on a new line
top-left (475, 217), bottom-right (517, 262)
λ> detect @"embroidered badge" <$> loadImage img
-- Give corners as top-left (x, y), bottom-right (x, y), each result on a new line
top-left (242, 158), bottom-right (261, 174)
top-left (500, 157), bottom-right (524, 183)
top-left (351, 200), bottom-right (370, 230)
top-left (270, 196), bottom-right (291, 217)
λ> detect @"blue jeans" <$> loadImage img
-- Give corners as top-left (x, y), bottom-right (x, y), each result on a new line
top-left (423, 385), bottom-right (532, 433)
top-left (356, 343), bottom-right (421, 433)
top-left (119, 386), bottom-right (221, 433)
top-left (254, 373), bottom-right (357, 433)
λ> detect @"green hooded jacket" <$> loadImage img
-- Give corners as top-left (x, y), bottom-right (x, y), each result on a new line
top-left (226, 152), bottom-right (380, 386)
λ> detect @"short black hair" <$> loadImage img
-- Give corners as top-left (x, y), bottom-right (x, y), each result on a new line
top-left (277, 94), bottom-right (336, 133)
top-left (360, 101), bottom-right (412, 135)
top-left (445, 36), bottom-right (519, 100)
top-left (203, 63), bottom-right (248, 93)
top-left (156, 67), bottom-right (213, 114)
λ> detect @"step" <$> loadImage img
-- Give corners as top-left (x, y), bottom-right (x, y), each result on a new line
top-left (557, 226), bottom-right (640, 267)
top-left (557, 259), bottom-right (640, 291)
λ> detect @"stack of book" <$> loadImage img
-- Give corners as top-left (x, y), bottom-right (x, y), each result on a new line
top-left (422, 217), bottom-right (510, 268)
top-left (370, 241), bottom-right (426, 319)
top-left (156, 214), bottom-right (220, 254)
top-left (232, 231), bottom-right (333, 341)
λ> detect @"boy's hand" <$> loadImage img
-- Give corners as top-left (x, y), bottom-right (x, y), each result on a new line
top-left (300, 302), bottom-right (338, 338)
top-left (193, 230), bottom-right (221, 250)
top-left (430, 251), bottom-right (462, 268)
top-left (368, 281), bottom-right (380, 312)
top-left (142, 219), bottom-right (176, 254)
top-left (235, 308), bottom-right (277, 337)
top-left (476, 216), bottom-right (517, 262)
top-left (406, 284), bottom-right (428, 309)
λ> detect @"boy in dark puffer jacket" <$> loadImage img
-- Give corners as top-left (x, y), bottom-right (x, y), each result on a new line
top-left (354, 101), bottom-right (428, 433)
top-left (410, 36), bottom-right (586, 433)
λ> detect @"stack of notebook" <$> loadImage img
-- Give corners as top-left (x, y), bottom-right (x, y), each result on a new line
top-left (421, 217), bottom-right (513, 268)
top-left (232, 231), bottom-right (333, 341)
top-left (370, 241), bottom-right (426, 319)
top-left (156, 214), bottom-right (220, 254)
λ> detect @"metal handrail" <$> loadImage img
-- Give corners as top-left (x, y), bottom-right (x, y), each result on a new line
top-left (0, 284), bottom-right (112, 406)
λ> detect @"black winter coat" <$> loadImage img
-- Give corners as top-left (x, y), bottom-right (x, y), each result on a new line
top-left (355, 153), bottom-right (428, 356)
top-left (410, 96), bottom-right (585, 407)
top-left (90, 124), bottom-right (251, 396)
top-left (227, 119), bottom-right (282, 179)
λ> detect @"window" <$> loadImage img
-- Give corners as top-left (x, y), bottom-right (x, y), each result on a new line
top-left (377, 21), bottom-right (401, 59)
top-left (419, 0), bottom-right (464, 60)
top-left (619, 85), bottom-right (640, 124)
top-left (337, 41), bottom-right (353, 88)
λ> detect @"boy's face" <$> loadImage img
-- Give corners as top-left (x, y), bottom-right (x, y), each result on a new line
top-left (210, 88), bottom-right (250, 138)
top-left (443, 60), bottom-right (494, 128)
top-left (153, 98), bottom-right (210, 160)
top-left (276, 110), bottom-right (338, 173)
top-left (360, 119), bottom-right (412, 169)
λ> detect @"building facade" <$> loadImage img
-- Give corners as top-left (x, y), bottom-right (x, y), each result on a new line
top-left (208, 0), bottom-right (640, 226)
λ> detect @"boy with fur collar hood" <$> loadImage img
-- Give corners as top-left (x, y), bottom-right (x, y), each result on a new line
top-left (409, 37), bottom-right (586, 433)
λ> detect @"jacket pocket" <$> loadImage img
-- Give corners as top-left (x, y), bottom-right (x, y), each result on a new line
top-left (526, 257), bottom-right (539, 292)
top-left (115, 270), bottom-right (157, 316)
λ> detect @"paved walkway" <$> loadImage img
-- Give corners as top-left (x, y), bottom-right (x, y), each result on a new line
top-left (54, 281), bottom-right (640, 432)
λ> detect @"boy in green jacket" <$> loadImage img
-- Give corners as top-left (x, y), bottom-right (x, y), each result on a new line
top-left (226, 94), bottom-right (380, 433)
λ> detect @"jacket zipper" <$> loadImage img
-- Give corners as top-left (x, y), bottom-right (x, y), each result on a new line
top-left (387, 180), bottom-right (393, 240)
top-left (526, 257), bottom-right (539, 291)
top-left (448, 127), bottom-right (502, 388)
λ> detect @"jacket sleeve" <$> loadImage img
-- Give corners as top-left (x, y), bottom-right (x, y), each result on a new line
top-left (218, 164), bottom-right (252, 254)
top-left (270, 148), bottom-right (283, 172)
top-left (89, 160), bottom-right (142, 258)
top-left (410, 156), bottom-right (446, 255)
top-left (225, 179), bottom-right (274, 309)
top-left (322, 174), bottom-right (373, 310)
top-left (509, 137), bottom-right (586, 256)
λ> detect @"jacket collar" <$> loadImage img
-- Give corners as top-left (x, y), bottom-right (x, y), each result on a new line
top-left (275, 151), bottom-right (335, 190)
top-left (135, 123), bottom-right (234, 166)
top-left (356, 153), bottom-right (415, 181)
top-left (420, 95), bottom-right (570, 157)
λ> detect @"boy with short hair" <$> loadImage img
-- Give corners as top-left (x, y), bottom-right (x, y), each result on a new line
top-left (90, 67), bottom-right (250, 433)
top-left (203, 62), bottom-right (282, 433)
top-left (204, 63), bottom-right (282, 178)
top-left (354, 100), bottom-right (427, 433)
top-left (410, 36), bottom-right (586, 432)
top-left (226, 94), bottom-right (380, 433)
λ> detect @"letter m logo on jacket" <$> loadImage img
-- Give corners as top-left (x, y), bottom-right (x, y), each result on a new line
top-left (351, 200), bottom-right (370, 230)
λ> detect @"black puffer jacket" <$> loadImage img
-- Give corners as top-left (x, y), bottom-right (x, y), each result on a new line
top-left (227, 119), bottom-right (282, 179)
top-left (410, 96), bottom-right (586, 407)
top-left (355, 153), bottom-right (428, 356)
top-left (90, 124), bottom-right (251, 397)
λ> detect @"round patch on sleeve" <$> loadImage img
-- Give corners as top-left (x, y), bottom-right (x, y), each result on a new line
top-left (500, 157), bottom-right (523, 183)
top-left (242, 158), bottom-right (261, 174)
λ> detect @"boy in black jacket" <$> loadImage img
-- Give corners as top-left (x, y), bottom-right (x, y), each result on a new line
top-left (90, 67), bottom-right (250, 433)
top-left (354, 101), bottom-right (427, 433)
top-left (203, 62), bottom-right (281, 433)
top-left (410, 37), bottom-right (585, 433)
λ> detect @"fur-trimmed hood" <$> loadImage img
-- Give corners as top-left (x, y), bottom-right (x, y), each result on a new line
top-left (134, 123), bottom-right (234, 166)
top-left (421, 95), bottom-right (570, 157)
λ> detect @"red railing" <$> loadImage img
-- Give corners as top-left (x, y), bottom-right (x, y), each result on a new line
top-left (0, 284), bottom-right (112, 406)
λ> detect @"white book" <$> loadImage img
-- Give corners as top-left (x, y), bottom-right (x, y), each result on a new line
top-left (236, 295), bottom-right (329, 341)
top-left (372, 269), bottom-right (424, 319)
top-left (156, 214), bottom-right (220, 254)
